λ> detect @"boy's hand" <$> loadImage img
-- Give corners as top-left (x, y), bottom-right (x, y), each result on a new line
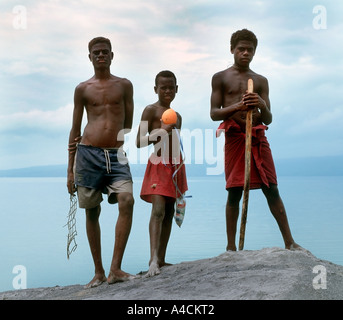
top-left (242, 92), bottom-right (267, 111)
top-left (160, 120), bottom-right (175, 133)
top-left (68, 136), bottom-right (82, 154)
top-left (67, 172), bottom-right (77, 195)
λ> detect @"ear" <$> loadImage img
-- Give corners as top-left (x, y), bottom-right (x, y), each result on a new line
top-left (175, 85), bottom-right (178, 93)
top-left (154, 86), bottom-right (158, 94)
top-left (88, 53), bottom-right (92, 61)
top-left (111, 52), bottom-right (114, 60)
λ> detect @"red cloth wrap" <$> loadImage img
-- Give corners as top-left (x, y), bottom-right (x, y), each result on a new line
top-left (140, 154), bottom-right (188, 203)
top-left (216, 119), bottom-right (277, 190)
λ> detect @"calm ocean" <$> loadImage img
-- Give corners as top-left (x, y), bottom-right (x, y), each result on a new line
top-left (0, 175), bottom-right (342, 292)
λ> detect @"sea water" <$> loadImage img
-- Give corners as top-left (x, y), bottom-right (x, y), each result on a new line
top-left (0, 175), bottom-right (342, 292)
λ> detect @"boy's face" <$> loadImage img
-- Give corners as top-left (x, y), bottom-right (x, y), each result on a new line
top-left (89, 42), bottom-right (114, 69)
top-left (154, 77), bottom-right (178, 104)
top-left (231, 40), bottom-right (255, 68)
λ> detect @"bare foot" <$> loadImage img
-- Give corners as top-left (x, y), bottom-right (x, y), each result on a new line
top-left (287, 242), bottom-right (312, 254)
top-left (286, 242), bottom-right (301, 250)
top-left (84, 273), bottom-right (107, 289)
top-left (107, 270), bottom-right (136, 285)
top-left (145, 261), bottom-right (160, 278)
top-left (160, 262), bottom-right (172, 268)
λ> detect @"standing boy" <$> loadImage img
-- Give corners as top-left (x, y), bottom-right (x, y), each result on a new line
top-left (67, 37), bottom-right (135, 288)
top-left (136, 70), bottom-right (188, 277)
top-left (210, 29), bottom-right (299, 251)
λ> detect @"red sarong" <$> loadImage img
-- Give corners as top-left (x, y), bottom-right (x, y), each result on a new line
top-left (140, 154), bottom-right (188, 203)
top-left (217, 119), bottom-right (277, 190)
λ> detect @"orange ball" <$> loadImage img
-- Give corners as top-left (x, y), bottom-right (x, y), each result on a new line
top-left (161, 108), bottom-right (177, 124)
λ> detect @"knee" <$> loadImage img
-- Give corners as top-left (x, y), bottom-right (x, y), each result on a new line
top-left (86, 205), bottom-right (101, 221)
top-left (118, 193), bottom-right (134, 212)
top-left (151, 203), bottom-right (165, 221)
top-left (227, 188), bottom-right (243, 207)
top-left (263, 184), bottom-right (280, 202)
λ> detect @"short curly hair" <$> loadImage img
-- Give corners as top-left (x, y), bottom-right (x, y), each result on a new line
top-left (88, 37), bottom-right (112, 53)
top-left (230, 29), bottom-right (258, 50)
top-left (155, 70), bottom-right (177, 86)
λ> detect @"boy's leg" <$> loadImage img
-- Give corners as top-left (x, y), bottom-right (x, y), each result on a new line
top-left (261, 184), bottom-right (297, 249)
top-left (157, 201), bottom-right (175, 267)
top-left (226, 187), bottom-right (243, 251)
top-left (147, 194), bottom-right (166, 277)
top-left (85, 205), bottom-right (107, 288)
top-left (108, 192), bottom-right (135, 284)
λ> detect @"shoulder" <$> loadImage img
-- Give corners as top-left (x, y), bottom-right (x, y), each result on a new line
top-left (109, 76), bottom-right (133, 99)
top-left (141, 104), bottom-right (158, 119)
top-left (75, 76), bottom-right (94, 92)
top-left (121, 77), bottom-right (133, 87)
top-left (74, 80), bottom-right (89, 99)
top-left (75, 80), bottom-right (87, 91)
top-left (251, 72), bottom-right (269, 93)
top-left (112, 75), bottom-right (133, 88)
top-left (211, 69), bottom-right (227, 82)
top-left (211, 68), bottom-right (235, 87)
top-left (250, 70), bottom-right (268, 84)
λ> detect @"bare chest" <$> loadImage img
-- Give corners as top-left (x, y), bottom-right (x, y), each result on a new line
top-left (223, 74), bottom-right (255, 100)
top-left (83, 81), bottom-right (124, 109)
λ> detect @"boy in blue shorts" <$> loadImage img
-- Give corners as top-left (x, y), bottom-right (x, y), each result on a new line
top-left (67, 37), bottom-right (135, 288)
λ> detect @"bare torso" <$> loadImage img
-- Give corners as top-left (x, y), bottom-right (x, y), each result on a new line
top-left (137, 103), bottom-right (182, 159)
top-left (78, 75), bottom-right (131, 148)
top-left (211, 66), bottom-right (271, 130)
top-left (221, 68), bottom-right (263, 127)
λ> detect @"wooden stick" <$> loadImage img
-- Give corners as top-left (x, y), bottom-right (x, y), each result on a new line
top-left (239, 79), bottom-right (254, 250)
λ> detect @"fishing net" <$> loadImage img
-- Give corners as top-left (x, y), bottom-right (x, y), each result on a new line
top-left (65, 193), bottom-right (78, 259)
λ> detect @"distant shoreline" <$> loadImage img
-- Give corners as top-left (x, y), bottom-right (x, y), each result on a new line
top-left (1, 155), bottom-right (343, 177)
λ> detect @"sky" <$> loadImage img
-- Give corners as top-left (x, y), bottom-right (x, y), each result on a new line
top-left (0, 0), bottom-right (342, 171)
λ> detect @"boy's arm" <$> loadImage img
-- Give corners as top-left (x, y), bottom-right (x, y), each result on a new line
top-left (136, 106), bottom-right (171, 148)
top-left (67, 84), bottom-right (84, 194)
top-left (136, 106), bottom-right (151, 148)
top-left (210, 72), bottom-right (244, 121)
top-left (123, 79), bottom-right (134, 131)
top-left (258, 77), bottom-right (272, 125)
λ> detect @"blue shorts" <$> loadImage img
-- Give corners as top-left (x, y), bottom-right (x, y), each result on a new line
top-left (75, 144), bottom-right (133, 208)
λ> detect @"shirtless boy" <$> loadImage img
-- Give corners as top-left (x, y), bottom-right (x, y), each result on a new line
top-left (210, 29), bottom-right (299, 251)
top-left (67, 37), bottom-right (135, 288)
top-left (136, 70), bottom-right (188, 277)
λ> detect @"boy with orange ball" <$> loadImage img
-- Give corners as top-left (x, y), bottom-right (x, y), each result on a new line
top-left (136, 70), bottom-right (188, 277)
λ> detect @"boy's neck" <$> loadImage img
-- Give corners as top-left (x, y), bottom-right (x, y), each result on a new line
top-left (232, 63), bottom-right (250, 72)
top-left (94, 68), bottom-right (112, 80)
top-left (158, 101), bottom-right (172, 108)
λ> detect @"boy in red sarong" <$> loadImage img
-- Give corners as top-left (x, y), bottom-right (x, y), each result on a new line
top-left (210, 29), bottom-right (299, 251)
top-left (136, 70), bottom-right (188, 277)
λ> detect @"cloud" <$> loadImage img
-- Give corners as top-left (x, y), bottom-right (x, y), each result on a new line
top-left (289, 107), bottom-right (343, 135)
top-left (0, 104), bottom-right (73, 134)
top-left (0, 0), bottom-right (342, 169)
